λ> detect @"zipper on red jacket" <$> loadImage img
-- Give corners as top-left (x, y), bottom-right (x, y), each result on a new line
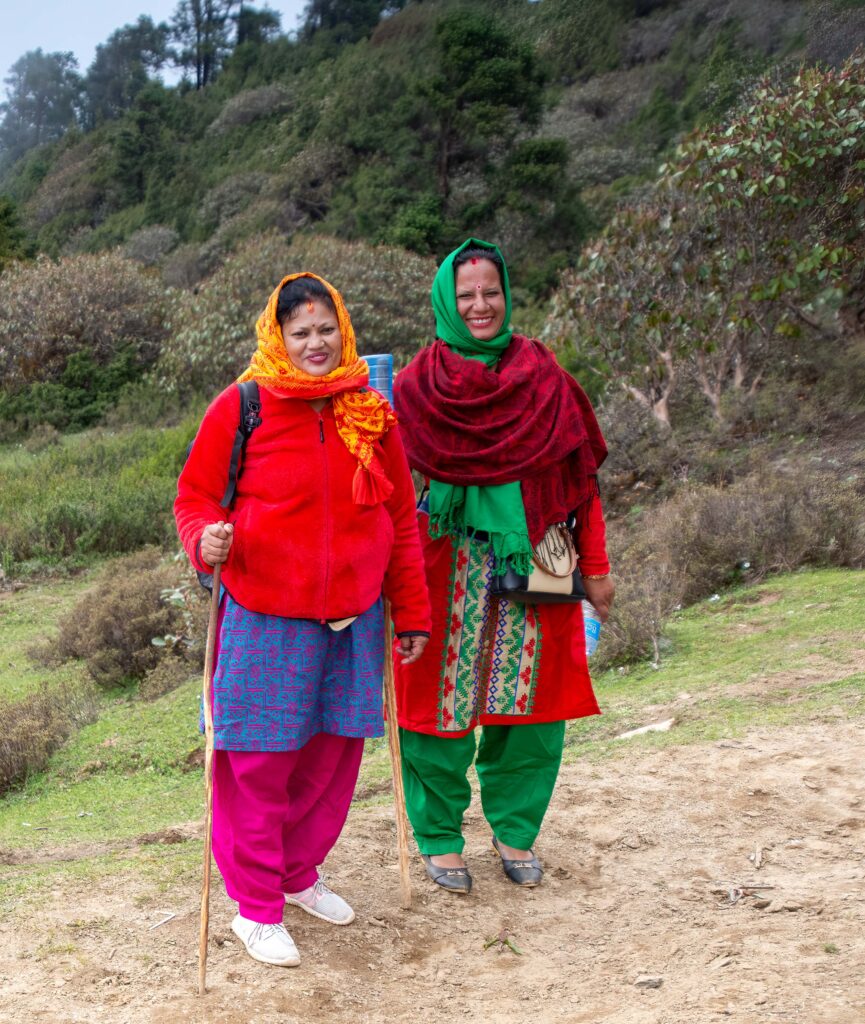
top-left (319, 411), bottom-right (330, 622)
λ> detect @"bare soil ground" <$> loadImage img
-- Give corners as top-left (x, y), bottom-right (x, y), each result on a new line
top-left (2, 718), bottom-right (864, 1024)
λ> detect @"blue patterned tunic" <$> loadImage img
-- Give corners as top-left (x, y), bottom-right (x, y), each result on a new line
top-left (208, 592), bottom-right (385, 752)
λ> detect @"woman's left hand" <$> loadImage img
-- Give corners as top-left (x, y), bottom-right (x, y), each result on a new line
top-left (583, 575), bottom-right (616, 623)
top-left (397, 635), bottom-right (428, 665)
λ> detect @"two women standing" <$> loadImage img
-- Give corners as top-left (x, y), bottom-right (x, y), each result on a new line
top-left (175, 239), bottom-right (613, 967)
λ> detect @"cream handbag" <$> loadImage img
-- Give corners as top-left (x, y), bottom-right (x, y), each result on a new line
top-left (491, 523), bottom-right (587, 604)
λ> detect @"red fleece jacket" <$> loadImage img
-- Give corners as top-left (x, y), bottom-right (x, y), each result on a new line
top-left (174, 385), bottom-right (432, 635)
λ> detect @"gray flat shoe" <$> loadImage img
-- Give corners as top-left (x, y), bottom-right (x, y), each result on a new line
top-left (491, 836), bottom-right (543, 887)
top-left (421, 854), bottom-right (472, 895)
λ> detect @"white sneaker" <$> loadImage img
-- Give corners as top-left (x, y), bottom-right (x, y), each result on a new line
top-left (285, 877), bottom-right (355, 925)
top-left (231, 913), bottom-right (301, 967)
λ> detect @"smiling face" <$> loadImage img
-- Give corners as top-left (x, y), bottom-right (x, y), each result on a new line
top-left (454, 258), bottom-right (506, 340)
top-left (280, 299), bottom-right (342, 376)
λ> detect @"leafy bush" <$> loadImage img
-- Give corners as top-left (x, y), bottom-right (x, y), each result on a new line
top-left (0, 347), bottom-right (145, 433)
top-left (123, 224), bottom-right (179, 265)
top-left (535, 0), bottom-right (629, 82)
top-left (45, 550), bottom-right (206, 689)
top-left (0, 194), bottom-right (32, 270)
top-left (596, 466), bottom-right (865, 668)
top-left (206, 84), bottom-right (292, 134)
top-left (158, 232), bottom-right (436, 395)
top-left (139, 655), bottom-right (195, 702)
top-left (0, 250), bottom-right (169, 429)
top-left (648, 470), bottom-right (865, 602)
top-left (25, 137), bottom-right (105, 233)
top-left (550, 54), bottom-right (865, 429)
top-left (196, 172), bottom-right (272, 233)
top-left (0, 681), bottom-right (99, 794)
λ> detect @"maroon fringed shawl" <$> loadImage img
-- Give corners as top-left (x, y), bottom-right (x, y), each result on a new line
top-left (394, 336), bottom-right (607, 545)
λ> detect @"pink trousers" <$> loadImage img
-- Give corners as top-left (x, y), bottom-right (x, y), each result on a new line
top-left (212, 733), bottom-right (364, 923)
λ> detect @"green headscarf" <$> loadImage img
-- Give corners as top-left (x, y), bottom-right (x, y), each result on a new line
top-left (427, 238), bottom-right (532, 575)
top-left (431, 237), bottom-right (513, 365)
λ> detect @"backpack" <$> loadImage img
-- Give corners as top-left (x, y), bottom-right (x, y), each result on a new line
top-left (188, 380), bottom-right (262, 593)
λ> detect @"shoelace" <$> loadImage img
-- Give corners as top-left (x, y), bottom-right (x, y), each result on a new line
top-left (248, 921), bottom-right (289, 945)
top-left (307, 878), bottom-right (331, 905)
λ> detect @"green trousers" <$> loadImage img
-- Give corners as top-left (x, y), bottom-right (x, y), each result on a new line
top-left (399, 722), bottom-right (566, 855)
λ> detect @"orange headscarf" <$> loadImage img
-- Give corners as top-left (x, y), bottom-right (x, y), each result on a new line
top-left (237, 272), bottom-right (397, 504)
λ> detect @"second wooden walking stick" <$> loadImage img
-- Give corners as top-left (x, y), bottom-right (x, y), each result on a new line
top-left (362, 353), bottom-right (411, 906)
top-left (382, 598), bottom-right (412, 909)
top-left (198, 562), bottom-right (221, 997)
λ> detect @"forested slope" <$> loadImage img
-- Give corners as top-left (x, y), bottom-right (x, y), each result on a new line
top-left (2, 0), bottom-right (864, 294)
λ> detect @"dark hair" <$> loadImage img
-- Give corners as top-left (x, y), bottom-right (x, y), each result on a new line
top-left (276, 276), bottom-right (336, 325)
top-left (452, 246), bottom-right (505, 285)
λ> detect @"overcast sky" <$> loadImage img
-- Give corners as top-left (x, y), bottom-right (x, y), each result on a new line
top-left (0, 1), bottom-right (308, 83)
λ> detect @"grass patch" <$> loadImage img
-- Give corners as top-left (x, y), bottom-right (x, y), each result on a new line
top-left (564, 567), bottom-right (865, 761)
top-left (0, 842), bottom-right (202, 917)
top-left (0, 572), bottom-right (95, 701)
top-left (0, 420), bottom-right (197, 572)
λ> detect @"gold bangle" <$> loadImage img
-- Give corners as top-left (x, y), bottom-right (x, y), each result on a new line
top-left (582, 573), bottom-right (610, 580)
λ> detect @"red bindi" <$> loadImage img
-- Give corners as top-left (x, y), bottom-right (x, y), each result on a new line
top-left (470, 257), bottom-right (479, 265)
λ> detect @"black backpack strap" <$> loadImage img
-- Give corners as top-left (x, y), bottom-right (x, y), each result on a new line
top-left (220, 380), bottom-right (261, 507)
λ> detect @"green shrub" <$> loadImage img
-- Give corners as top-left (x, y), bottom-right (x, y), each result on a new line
top-left (44, 550), bottom-right (206, 689)
top-left (0, 347), bottom-right (145, 433)
top-left (596, 467), bottom-right (865, 668)
top-left (535, 0), bottom-right (629, 82)
top-left (158, 231), bottom-right (436, 395)
top-left (0, 251), bottom-right (169, 431)
top-left (0, 681), bottom-right (99, 794)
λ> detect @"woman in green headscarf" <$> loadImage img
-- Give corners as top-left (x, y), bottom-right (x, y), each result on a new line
top-left (393, 239), bottom-right (615, 894)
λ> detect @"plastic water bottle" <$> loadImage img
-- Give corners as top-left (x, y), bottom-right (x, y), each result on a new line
top-left (582, 600), bottom-right (602, 657)
top-left (362, 353), bottom-right (394, 404)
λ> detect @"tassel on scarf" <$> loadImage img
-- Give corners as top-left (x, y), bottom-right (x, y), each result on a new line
top-left (352, 458), bottom-right (394, 505)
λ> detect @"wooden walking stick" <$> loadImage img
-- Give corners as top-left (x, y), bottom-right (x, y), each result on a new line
top-left (198, 562), bottom-right (221, 997)
top-left (383, 598), bottom-right (412, 909)
top-left (362, 353), bottom-right (412, 909)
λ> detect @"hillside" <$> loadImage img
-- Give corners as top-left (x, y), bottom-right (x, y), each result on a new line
top-left (2, 0), bottom-right (865, 293)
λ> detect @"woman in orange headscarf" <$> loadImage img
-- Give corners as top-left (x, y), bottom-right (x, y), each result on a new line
top-left (175, 273), bottom-right (430, 968)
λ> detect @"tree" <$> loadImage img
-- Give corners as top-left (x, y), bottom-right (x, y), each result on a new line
top-left (110, 84), bottom-right (176, 206)
top-left (0, 195), bottom-right (31, 271)
top-left (84, 17), bottom-right (170, 127)
top-left (171, 0), bottom-right (239, 89)
top-left (0, 50), bottom-right (82, 165)
top-left (300, 1), bottom-right (404, 44)
top-left (419, 9), bottom-right (545, 199)
top-left (236, 4), bottom-right (282, 46)
top-left (549, 196), bottom-right (697, 427)
top-left (550, 54), bottom-right (865, 428)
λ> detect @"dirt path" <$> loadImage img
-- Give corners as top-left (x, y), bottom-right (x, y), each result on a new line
top-left (2, 718), bottom-right (864, 1024)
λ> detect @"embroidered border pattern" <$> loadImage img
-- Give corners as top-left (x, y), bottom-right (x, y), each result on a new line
top-left (485, 601), bottom-right (542, 717)
top-left (437, 540), bottom-right (469, 730)
top-left (437, 537), bottom-right (494, 731)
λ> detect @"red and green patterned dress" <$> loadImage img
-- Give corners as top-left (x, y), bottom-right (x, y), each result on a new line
top-left (394, 494), bottom-right (610, 737)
